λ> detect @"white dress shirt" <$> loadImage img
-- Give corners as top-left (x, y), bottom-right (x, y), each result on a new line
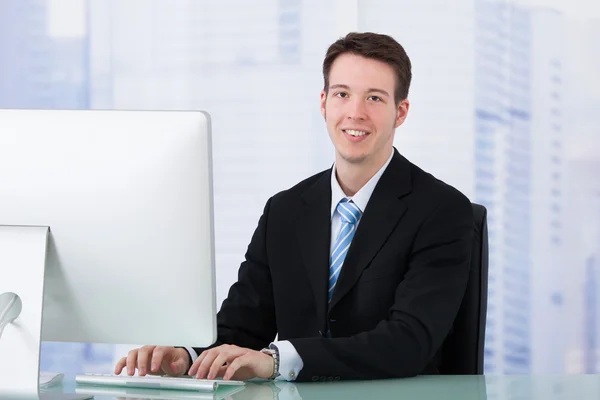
top-left (187, 150), bottom-right (395, 381)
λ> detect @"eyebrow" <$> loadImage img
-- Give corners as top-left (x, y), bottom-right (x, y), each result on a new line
top-left (329, 84), bottom-right (390, 98)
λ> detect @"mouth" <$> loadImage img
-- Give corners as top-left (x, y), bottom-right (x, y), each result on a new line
top-left (342, 129), bottom-right (371, 142)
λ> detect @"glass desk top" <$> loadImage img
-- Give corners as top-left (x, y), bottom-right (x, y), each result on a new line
top-left (45, 375), bottom-right (600, 400)
top-left (47, 374), bottom-right (600, 400)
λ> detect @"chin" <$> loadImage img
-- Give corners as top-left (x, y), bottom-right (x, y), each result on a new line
top-left (338, 150), bottom-right (369, 164)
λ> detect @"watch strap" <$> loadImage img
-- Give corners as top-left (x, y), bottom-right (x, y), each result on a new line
top-left (260, 344), bottom-right (280, 379)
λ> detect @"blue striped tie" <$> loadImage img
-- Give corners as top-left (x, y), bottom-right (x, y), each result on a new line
top-left (328, 199), bottom-right (362, 302)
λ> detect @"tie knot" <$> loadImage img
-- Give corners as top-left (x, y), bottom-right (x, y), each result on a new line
top-left (336, 199), bottom-right (362, 225)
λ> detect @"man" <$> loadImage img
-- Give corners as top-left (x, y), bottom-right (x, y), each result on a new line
top-left (115, 32), bottom-right (473, 382)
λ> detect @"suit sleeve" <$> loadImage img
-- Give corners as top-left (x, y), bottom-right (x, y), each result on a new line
top-left (191, 197), bottom-right (277, 356)
top-left (288, 193), bottom-right (474, 381)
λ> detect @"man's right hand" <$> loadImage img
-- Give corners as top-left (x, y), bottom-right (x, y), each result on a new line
top-left (114, 346), bottom-right (191, 377)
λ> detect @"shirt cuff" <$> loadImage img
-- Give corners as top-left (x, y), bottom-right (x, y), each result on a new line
top-left (272, 340), bottom-right (303, 381)
top-left (184, 347), bottom-right (198, 364)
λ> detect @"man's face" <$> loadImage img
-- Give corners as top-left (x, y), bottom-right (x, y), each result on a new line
top-left (321, 53), bottom-right (409, 166)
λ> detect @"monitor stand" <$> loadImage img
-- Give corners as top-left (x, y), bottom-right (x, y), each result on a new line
top-left (0, 226), bottom-right (92, 400)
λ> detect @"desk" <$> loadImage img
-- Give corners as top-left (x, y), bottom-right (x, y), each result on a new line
top-left (52, 374), bottom-right (600, 400)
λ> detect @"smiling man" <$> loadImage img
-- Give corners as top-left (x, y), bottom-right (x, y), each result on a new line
top-left (115, 32), bottom-right (474, 383)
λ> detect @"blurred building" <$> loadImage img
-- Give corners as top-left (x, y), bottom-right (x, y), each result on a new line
top-left (0, 0), bottom-right (88, 109)
top-left (565, 158), bottom-right (600, 373)
top-left (529, 7), bottom-right (567, 374)
top-left (475, 0), bottom-right (533, 375)
top-left (563, 15), bottom-right (600, 374)
top-left (0, 0), bottom-right (52, 108)
top-left (583, 255), bottom-right (598, 373)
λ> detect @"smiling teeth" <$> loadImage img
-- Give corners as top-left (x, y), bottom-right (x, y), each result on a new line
top-left (346, 129), bottom-right (368, 137)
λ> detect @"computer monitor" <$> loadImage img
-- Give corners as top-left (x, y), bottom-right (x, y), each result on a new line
top-left (0, 109), bottom-right (217, 399)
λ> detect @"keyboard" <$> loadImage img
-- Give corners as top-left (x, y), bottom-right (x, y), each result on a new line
top-left (75, 373), bottom-right (245, 392)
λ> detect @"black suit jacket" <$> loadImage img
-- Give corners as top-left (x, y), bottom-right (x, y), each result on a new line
top-left (192, 149), bottom-right (474, 382)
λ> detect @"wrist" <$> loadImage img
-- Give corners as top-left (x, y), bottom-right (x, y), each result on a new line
top-left (175, 347), bottom-right (192, 371)
top-left (260, 344), bottom-right (280, 379)
top-left (267, 353), bottom-right (275, 377)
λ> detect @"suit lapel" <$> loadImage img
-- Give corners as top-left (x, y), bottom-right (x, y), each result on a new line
top-left (329, 150), bottom-right (412, 311)
top-left (296, 170), bottom-right (332, 333)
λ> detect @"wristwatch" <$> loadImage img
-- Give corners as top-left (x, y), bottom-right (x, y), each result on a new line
top-left (260, 343), bottom-right (280, 379)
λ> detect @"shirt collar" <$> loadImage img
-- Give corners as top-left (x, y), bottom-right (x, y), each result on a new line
top-left (330, 149), bottom-right (394, 219)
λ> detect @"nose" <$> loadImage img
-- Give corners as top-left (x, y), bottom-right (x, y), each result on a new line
top-left (347, 98), bottom-right (367, 121)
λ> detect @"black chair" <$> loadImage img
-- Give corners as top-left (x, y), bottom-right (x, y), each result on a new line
top-left (439, 203), bottom-right (489, 374)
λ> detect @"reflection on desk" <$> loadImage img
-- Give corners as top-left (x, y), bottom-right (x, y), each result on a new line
top-left (57, 374), bottom-right (600, 400)
top-left (74, 384), bottom-right (245, 400)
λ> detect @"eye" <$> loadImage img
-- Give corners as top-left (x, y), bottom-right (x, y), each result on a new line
top-left (368, 95), bottom-right (382, 102)
top-left (334, 92), bottom-right (348, 98)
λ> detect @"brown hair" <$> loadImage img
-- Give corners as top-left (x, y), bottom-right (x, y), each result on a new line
top-left (322, 32), bottom-right (412, 104)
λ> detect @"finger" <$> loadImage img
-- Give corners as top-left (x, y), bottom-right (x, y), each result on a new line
top-left (149, 346), bottom-right (167, 374)
top-left (162, 348), bottom-right (188, 377)
top-left (188, 350), bottom-right (207, 376)
top-left (207, 353), bottom-right (230, 380)
top-left (126, 349), bottom-right (139, 376)
top-left (114, 357), bottom-right (127, 375)
top-left (216, 365), bottom-right (228, 378)
top-left (223, 355), bottom-right (248, 381)
top-left (165, 358), bottom-right (187, 377)
top-left (195, 350), bottom-right (220, 379)
top-left (137, 346), bottom-right (155, 376)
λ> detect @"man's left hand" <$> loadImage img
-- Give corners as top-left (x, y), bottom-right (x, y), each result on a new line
top-left (188, 344), bottom-right (275, 381)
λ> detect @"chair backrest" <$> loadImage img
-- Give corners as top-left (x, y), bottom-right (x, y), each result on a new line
top-left (439, 203), bottom-right (489, 374)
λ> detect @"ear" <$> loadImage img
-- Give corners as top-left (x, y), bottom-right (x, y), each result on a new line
top-left (394, 99), bottom-right (410, 128)
top-left (320, 90), bottom-right (327, 119)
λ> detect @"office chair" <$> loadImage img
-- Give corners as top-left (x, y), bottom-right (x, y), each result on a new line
top-left (438, 203), bottom-right (489, 374)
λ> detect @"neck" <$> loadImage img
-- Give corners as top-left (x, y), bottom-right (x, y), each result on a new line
top-left (335, 148), bottom-right (392, 197)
